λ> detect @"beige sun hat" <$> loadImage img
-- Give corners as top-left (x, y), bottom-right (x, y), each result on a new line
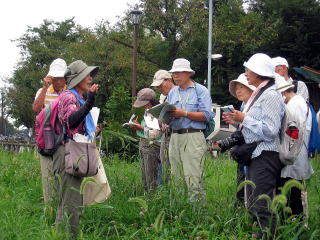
top-left (133, 88), bottom-right (156, 108)
top-left (275, 74), bottom-right (294, 93)
top-left (47, 58), bottom-right (67, 77)
top-left (169, 58), bottom-right (195, 73)
top-left (229, 73), bottom-right (256, 98)
top-left (150, 70), bottom-right (172, 87)
top-left (66, 60), bottom-right (99, 90)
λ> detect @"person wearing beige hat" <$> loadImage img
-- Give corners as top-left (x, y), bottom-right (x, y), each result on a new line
top-left (32, 58), bottom-right (67, 206)
top-left (166, 58), bottom-right (213, 201)
top-left (276, 77), bottom-right (313, 218)
top-left (151, 70), bottom-right (175, 177)
top-left (131, 88), bottom-right (162, 192)
top-left (272, 56), bottom-right (309, 102)
top-left (53, 60), bottom-right (99, 239)
top-left (227, 73), bottom-right (256, 204)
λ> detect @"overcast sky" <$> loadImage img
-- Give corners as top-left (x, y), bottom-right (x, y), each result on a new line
top-left (0, 0), bottom-right (139, 88)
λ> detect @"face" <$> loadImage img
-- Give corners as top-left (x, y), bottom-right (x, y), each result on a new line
top-left (76, 75), bottom-right (93, 92)
top-left (142, 102), bottom-right (153, 110)
top-left (235, 83), bottom-right (253, 102)
top-left (245, 68), bottom-right (260, 87)
top-left (156, 78), bottom-right (174, 96)
top-left (172, 72), bottom-right (193, 86)
top-left (275, 65), bottom-right (287, 77)
top-left (52, 77), bottom-right (66, 91)
top-left (281, 92), bottom-right (289, 104)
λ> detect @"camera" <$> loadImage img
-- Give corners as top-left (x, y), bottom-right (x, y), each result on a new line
top-left (216, 131), bottom-right (245, 152)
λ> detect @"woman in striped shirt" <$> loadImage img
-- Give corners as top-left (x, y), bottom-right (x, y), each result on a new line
top-left (225, 53), bottom-right (285, 239)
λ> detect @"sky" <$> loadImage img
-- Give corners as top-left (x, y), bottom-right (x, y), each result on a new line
top-left (0, 0), bottom-right (139, 88)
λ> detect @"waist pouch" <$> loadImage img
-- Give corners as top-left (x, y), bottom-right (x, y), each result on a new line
top-left (64, 140), bottom-right (98, 177)
top-left (230, 142), bottom-right (260, 165)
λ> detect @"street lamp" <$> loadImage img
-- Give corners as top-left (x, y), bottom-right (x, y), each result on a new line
top-left (130, 8), bottom-right (142, 97)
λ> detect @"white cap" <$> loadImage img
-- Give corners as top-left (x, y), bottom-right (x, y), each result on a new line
top-left (272, 56), bottom-right (289, 68)
top-left (243, 53), bottom-right (274, 78)
top-left (275, 74), bottom-right (294, 93)
top-left (47, 58), bottom-right (67, 77)
top-left (169, 58), bottom-right (195, 73)
top-left (229, 73), bottom-right (256, 98)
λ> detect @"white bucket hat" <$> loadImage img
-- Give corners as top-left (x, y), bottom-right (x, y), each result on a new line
top-left (275, 74), bottom-right (294, 93)
top-left (243, 53), bottom-right (274, 78)
top-left (272, 56), bottom-right (289, 68)
top-left (229, 73), bottom-right (256, 98)
top-left (169, 58), bottom-right (195, 73)
top-left (47, 58), bottom-right (67, 77)
top-left (150, 70), bottom-right (172, 87)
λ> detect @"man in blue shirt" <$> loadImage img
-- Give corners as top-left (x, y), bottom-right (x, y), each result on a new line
top-left (167, 58), bottom-right (213, 201)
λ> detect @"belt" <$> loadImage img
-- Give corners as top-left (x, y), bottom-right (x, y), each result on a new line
top-left (172, 128), bottom-right (203, 134)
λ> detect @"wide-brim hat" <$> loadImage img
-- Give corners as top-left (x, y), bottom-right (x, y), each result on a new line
top-left (133, 88), bottom-right (156, 108)
top-left (169, 58), bottom-right (195, 74)
top-left (229, 73), bottom-right (256, 98)
top-left (151, 70), bottom-right (172, 87)
top-left (243, 53), bottom-right (274, 78)
top-left (275, 74), bottom-right (294, 93)
top-left (272, 56), bottom-right (289, 68)
top-left (66, 60), bottom-right (99, 90)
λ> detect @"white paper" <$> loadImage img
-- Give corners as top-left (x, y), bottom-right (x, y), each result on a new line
top-left (73, 133), bottom-right (92, 143)
top-left (90, 107), bottom-right (100, 128)
top-left (123, 114), bottom-right (139, 127)
top-left (144, 115), bottom-right (160, 130)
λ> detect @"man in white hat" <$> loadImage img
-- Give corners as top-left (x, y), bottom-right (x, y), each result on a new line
top-left (276, 77), bottom-right (313, 218)
top-left (32, 58), bottom-right (67, 204)
top-left (32, 58), bottom-right (67, 112)
top-left (150, 70), bottom-right (175, 175)
top-left (166, 58), bottom-right (213, 201)
top-left (272, 56), bottom-right (309, 102)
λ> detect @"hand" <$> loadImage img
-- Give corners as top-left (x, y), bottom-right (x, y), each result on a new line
top-left (160, 123), bottom-right (169, 132)
top-left (224, 110), bottom-right (246, 123)
top-left (43, 76), bottom-right (53, 88)
top-left (130, 120), bottom-right (144, 131)
top-left (95, 125), bottom-right (102, 135)
top-left (222, 112), bottom-right (236, 125)
top-left (89, 84), bottom-right (99, 93)
top-left (169, 108), bottom-right (188, 118)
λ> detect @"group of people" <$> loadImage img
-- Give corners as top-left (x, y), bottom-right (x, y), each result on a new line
top-left (33, 53), bottom-right (315, 239)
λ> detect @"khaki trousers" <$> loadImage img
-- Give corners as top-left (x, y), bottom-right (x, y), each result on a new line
top-left (39, 154), bottom-right (55, 204)
top-left (169, 132), bottom-right (207, 200)
top-left (53, 145), bottom-right (83, 239)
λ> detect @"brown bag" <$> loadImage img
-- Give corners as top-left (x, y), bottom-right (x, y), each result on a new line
top-left (64, 140), bottom-right (98, 177)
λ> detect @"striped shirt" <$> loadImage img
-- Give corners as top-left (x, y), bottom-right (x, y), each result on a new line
top-left (242, 84), bottom-right (285, 158)
top-left (34, 85), bottom-right (67, 107)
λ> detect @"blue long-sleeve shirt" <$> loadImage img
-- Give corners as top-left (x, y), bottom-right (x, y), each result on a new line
top-left (167, 82), bottom-right (213, 130)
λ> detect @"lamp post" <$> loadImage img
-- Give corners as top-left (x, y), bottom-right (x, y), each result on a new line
top-left (1, 90), bottom-right (4, 135)
top-left (130, 8), bottom-right (142, 97)
top-left (207, 0), bottom-right (213, 95)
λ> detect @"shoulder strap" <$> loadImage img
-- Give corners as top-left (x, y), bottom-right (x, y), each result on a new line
top-left (246, 80), bottom-right (275, 112)
top-left (292, 80), bottom-right (298, 93)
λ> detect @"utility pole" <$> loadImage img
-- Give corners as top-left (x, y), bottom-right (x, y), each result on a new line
top-left (1, 90), bottom-right (4, 135)
top-left (207, 0), bottom-right (213, 95)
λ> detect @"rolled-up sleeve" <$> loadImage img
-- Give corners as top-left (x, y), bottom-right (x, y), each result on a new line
top-left (196, 86), bottom-right (213, 122)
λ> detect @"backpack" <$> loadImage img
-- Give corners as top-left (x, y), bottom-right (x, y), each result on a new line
top-left (194, 83), bottom-right (216, 139)
top-left (35, 92), bottom-right (68, 156)
top-left (279, 100), bottom-right (308, 165)
top-left (307, 104), bottom-right (320, 157)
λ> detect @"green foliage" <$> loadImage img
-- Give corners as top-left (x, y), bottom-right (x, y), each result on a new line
top-left (0, 151), bottom-right (320, 239)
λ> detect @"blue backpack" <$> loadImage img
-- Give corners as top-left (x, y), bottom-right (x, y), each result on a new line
top-left (308, 105), bottom-right (320, 156)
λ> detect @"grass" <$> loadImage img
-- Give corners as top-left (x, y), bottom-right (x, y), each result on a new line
top-left (0, 150), bottom-right (319, 240)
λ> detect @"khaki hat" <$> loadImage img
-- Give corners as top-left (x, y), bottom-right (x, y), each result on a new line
top-left (133, 88), bottom-right (156, 108)
top-left (65, 60), bottom-right (99, 90)
top-left (150, 70), bottom-right (172, 87)
top-left (47, 58), bottom-right (67, 77)
top-left (229, 73), bottom-right (256, 98)
top-left (169, 58), bottom-right (195, 73)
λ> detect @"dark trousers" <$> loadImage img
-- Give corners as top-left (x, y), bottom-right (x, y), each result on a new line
top-left (247, 151), bottom-right (282, 231)
top-left (236, 164), bottom-right (246, 202)
top-left (278, 177), bottom-right (303, 216)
